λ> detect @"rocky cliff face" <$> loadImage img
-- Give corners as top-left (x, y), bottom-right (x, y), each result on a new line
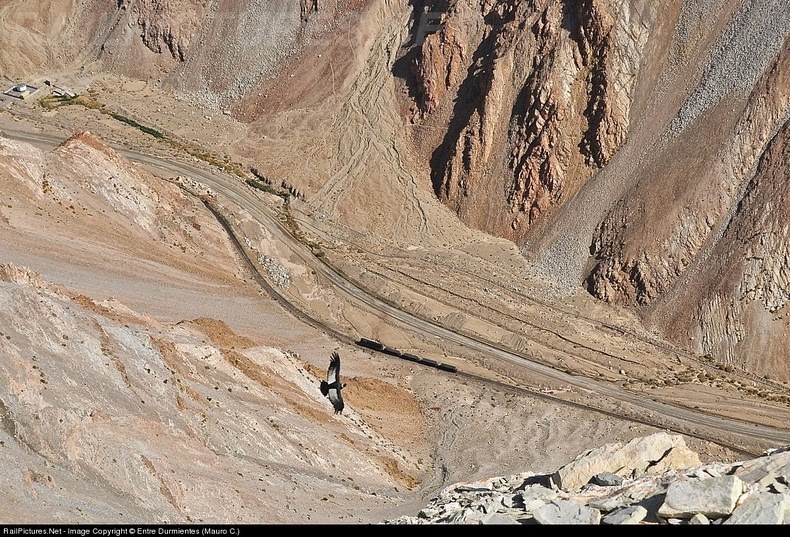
top-left (582, 7), bottom-right (789, 370)
top-left (650, 115), bottom-right (789, 373)
top-left (411, 0), bottom-right (651, 241)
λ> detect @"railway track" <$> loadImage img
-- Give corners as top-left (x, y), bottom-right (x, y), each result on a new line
top-left (193, 171), bottom-right (790, 455)
top-left (5, 125), bottom-right (790, 457)
top-left (352, 337), bottom-right (763, 459)
top-left (198, 189), bottom-right (786, 457)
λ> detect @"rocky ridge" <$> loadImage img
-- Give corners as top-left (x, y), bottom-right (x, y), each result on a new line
top-left (385, 432), bottom-right (790, 525)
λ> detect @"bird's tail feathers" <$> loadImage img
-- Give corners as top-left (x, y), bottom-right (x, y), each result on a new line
top-left (320, 381), bottom-right (329, 396)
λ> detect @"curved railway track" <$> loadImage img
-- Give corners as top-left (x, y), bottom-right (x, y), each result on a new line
top-left (5, 126), bottom-right (790, 457)
top-left (198, 179), bottom-right (787, 458)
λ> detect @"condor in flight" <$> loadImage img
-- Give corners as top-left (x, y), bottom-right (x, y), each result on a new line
top-left (320, 351), bottom-right (345, 414)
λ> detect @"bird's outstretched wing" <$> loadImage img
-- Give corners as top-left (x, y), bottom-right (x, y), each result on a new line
top-left (328, 351), bottom-right (341, 385)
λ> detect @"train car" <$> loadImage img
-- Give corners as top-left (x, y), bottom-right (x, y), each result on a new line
top-left (420, 358), bottom-right (439, 368)
top-left (401, 353), bottom-right (421, 363)
top-left (382, 346), bottom-right (402, 357)
top-left (358, 337), bottom-right (384, 351)
top-left (437, 363), bottom-right (458, 373)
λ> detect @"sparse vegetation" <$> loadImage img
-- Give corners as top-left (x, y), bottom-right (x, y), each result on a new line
top-left (111, 113), bottom-right (165, 139)
top-left (39, 91), bottom-right (255, 182)
top-left (246, 178), bottom-right (286, 199)
top-left (38, 93), bottom-right (98, 110)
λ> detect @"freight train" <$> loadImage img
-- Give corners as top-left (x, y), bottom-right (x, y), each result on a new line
top-left (357, 338), bottom-right (458, 373)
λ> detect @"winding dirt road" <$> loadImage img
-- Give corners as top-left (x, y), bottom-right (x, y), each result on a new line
top-left (5, 125), bottom-right (790, 456)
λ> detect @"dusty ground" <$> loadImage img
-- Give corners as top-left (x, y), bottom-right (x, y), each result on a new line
top-left (1, 70), bottom-right (788, 524)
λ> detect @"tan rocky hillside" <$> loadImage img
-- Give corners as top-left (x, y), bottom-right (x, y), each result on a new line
top-left (7, 0), bottom-right (775, 380)
top-left (0, 2), bottom-right (785, 375)
top-left (0, 132), bottom-right (427, 523)
top-left (1, 128), bottom-right (695, 524)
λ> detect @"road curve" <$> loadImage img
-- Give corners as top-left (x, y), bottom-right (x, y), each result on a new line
top-left (5, 126), bottom-right (790, 450)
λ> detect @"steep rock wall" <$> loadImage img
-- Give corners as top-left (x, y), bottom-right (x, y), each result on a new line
top-left (407, 0), bottom-right (653, 241)
top-left (654, 117), bottom-right (789, 372)
top-left (585, 13), bottom-right (789, 372)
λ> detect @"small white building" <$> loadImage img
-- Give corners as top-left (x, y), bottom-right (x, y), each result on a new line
top-left (3, 83), bottom-right (37, 99)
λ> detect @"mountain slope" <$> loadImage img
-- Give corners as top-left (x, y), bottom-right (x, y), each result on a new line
top-left (0, 0), bottom-right (788, 523)
top-left (0, 132), bottom-right (428, 523)
top-left (0, 129), bottom-right (699, 524)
